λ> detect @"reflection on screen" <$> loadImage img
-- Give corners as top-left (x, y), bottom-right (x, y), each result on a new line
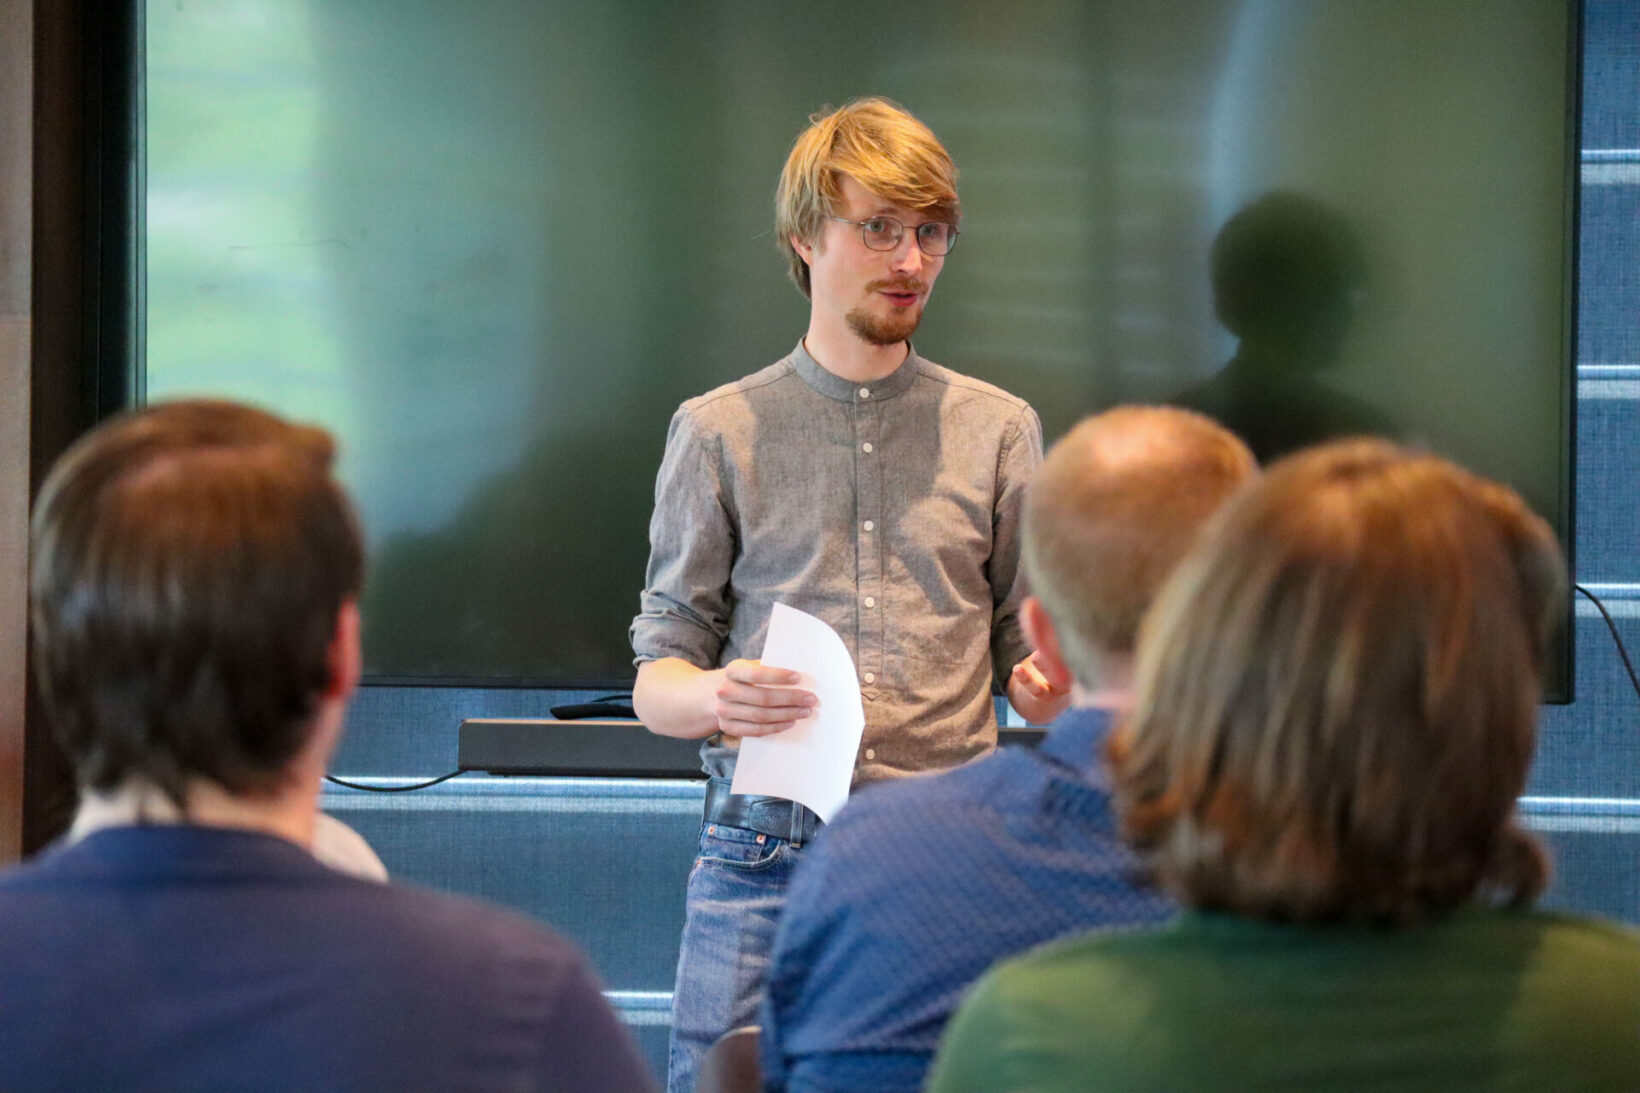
top-left (144, 0), bottom-right (1573, 686)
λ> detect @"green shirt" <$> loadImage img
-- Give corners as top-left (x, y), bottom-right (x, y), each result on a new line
top-left (929, 907), bottom-right (1640, 1093)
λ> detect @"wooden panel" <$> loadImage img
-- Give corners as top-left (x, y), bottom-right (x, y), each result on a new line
top-left (0, 0), bottom-right (34, 864)
top-left (22, 0), bottom-right (90, 855)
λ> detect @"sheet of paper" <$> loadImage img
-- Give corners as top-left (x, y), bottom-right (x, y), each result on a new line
top-left (729, 602), bottom-right (866, 824)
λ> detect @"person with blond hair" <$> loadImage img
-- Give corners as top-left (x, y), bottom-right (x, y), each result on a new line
top-left (1, 401), bottom-right (655, 1093)
top-left (760, 407), bottom-right (1255, 1093)
top-left (630, 97), bottom-right (1068, 1092)
top-left (929, 440), bottom-right (1640, 1093)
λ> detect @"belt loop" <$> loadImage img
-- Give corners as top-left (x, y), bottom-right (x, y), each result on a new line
top-left (789, 805), bottom-right (804, 848)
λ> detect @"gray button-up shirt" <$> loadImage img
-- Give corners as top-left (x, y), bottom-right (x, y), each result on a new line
top-left (631, 342), bottom-right (1042, 786)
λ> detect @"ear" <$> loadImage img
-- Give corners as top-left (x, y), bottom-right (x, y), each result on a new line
top-left (323, 600), bottom-right (363, 703)
top-left (791, 232), bottom-right (815, 264)
top-left (1020, 596), bottom-right (1075, 691)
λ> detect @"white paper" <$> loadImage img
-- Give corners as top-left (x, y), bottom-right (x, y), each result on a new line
top-left (729, 603), bottom-right (866, 823)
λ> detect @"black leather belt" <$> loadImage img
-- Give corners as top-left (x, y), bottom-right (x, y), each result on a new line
top-left (702, 779), bottom-right (823, 847)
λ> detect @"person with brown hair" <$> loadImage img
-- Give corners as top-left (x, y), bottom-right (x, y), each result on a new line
top-left (929, 440), bottom-right (1640, 1093)
top-left (0, 400), bottom-right (655, 1093)
top-left (630, 97), bottom-right (1067, 1092)
top-left (759, 407), bottom-right (1254, 1093)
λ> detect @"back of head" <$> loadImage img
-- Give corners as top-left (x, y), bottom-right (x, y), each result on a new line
top-left (1022, 406), bottom-right (1256, 688)
top-left (775, 96), bottom-right (960, 298)
top-left (1116, 439), bottom-right (1564, 924)
top-left (30, 400), bottom-right (364, 809)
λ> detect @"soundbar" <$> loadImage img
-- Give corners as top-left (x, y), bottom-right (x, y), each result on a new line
top-left (458, 718), bottom-right (1048, 778)
top-left (458, 719), bottom-right (706, 777)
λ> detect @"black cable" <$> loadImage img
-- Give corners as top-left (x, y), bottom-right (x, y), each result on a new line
top-left (323, 770), bottom-right (464, 793)
top-left (1574, 584), bottom-right (1640, 701)
top-left (551, 694), bottom-right (637, 719)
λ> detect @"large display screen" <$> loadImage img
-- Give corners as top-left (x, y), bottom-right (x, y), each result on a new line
top-left (142, 0), bottom-right (1577, 691)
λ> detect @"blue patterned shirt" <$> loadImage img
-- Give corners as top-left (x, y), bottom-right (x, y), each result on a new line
top-left (759, 706), bottom-right (1175, 1093)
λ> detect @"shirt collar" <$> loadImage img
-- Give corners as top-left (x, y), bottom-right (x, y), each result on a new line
top-left (1036, 704), bottom-right (1116, 775)
top-left (789, 340), bottom-right (921, 403)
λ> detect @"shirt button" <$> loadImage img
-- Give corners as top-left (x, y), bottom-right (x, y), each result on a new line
top-left (863, 596), bottom-right (876, 608)
top-left (861, 442), bottom-right (873, 453)
top-left (865, 748), bottom-right (876, 760)
top-left (859, 387), bottom-right (871, 399)
top-left (863, 672), bottom-right (876, 684)
top-left (862, 520), bottom-right (874, 532)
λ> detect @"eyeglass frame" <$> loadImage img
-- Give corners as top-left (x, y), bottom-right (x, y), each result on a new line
top-left (827, 215), bottom-right (961, 257)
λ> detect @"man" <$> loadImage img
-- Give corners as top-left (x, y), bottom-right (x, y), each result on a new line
top-left (630, 98), bottom-right (1070, 1092)
top-left (760, 406), bottom-right (1257, 1093)
top-left (0, 400), bottom-right (654, 1093)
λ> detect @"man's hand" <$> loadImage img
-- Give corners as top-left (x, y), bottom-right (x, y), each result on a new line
top-left (712, 659), bottom-right (817, 738)
top-left (634, 656), bottom-right (816, 740)
top-left (1006, 650), bottom-right (1073, 725)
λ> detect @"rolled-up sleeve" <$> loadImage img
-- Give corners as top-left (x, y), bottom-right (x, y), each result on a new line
top-left (987, 404), bottom-right (1043, 684)
top-left (630, 405), bottom-right (737, 669)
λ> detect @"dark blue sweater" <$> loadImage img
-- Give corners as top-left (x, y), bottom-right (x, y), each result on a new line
top-left (0, 824), bottom-right (655, 1093)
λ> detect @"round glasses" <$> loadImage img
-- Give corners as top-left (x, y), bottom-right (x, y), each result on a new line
top-left (829, 215), bottom-right (960, 257)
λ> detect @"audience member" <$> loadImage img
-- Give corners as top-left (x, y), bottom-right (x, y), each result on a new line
top-left (0, 400), bottom-right (655, 1093)
top-left (760, 406), bottom-right (1257, 1092)
top-left (929, 439), bottom-right (1640, 1092)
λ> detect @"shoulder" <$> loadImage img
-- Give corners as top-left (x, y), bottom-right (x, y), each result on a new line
top-left (839, 750), bottom-right (1030, 825)
top-left (965, 919), bottom-right (1155, 1017)
top-left (679, 359), bottom-right (798, 419)
top-left (953, 926), bottom-right (1124, 1030)
top-left (807, 751), bottom-right (1038, 866)
top-left (365, 880), bottom-right (564, 946)
top-left (664, 361), bottom-right (801, 458)
top-left (337, 878), bottom-right (596, 984)
top-left (1506, 908), bottom-right (1640, 968)
top-left (912, 358), bottom-right (1035, 416)
top-left (783, 756), bottom-right (1041, 944)
top-left (0, 844), bottom-right (72, 892)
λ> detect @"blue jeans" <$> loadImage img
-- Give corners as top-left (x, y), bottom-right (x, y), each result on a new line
top-left (667, 821), bottom-right (804, 1093)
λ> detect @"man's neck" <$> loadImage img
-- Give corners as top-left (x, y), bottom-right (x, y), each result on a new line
top-left (70, 777), bottom-right (321, 850)
top-left (1069, 652), bottom-right (1134, 712)
top-left (801, 325), bottom-right (909, 384)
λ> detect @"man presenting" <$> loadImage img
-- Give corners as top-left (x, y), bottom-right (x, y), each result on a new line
top-left (630, 97), bottom-right (1069, 1091)
top-left (761, 407), bottom-right (1257, 1092)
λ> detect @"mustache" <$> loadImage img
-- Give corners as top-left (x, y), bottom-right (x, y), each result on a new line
top-left (868, 278), bottom-right (927, 294)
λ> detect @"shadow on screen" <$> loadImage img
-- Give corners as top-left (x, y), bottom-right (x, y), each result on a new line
top-left (1171, 191), bottom-right (1395, 463)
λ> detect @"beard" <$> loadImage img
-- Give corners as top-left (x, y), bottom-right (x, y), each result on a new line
top-left (845, 279), bottom-right (928, 346)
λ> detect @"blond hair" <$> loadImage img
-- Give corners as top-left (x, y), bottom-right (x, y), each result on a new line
top-left (1114, 440), bottom-right (1562, 925)
top-left (1022, 407), bottom-right (1255, 687)
top-left (775, 97), bottom-right (959, 297)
